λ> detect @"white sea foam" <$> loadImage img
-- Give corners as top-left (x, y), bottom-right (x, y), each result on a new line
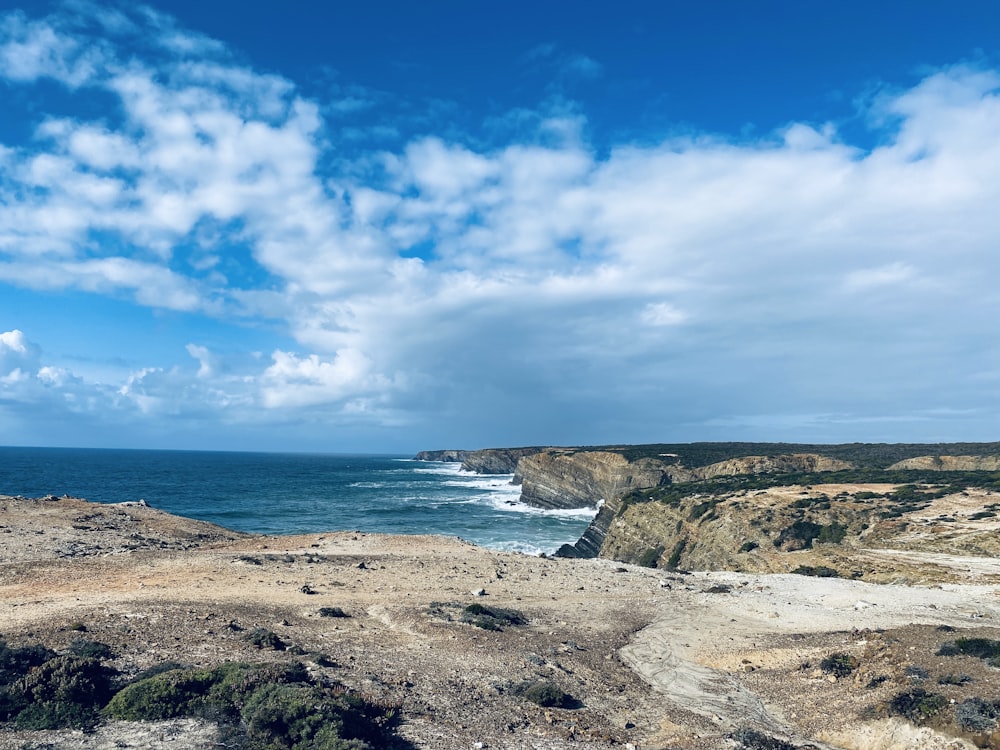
top-left (411, 462), bottom-right (465, 476)
top-left (489, 540), bottom-right (551, 556)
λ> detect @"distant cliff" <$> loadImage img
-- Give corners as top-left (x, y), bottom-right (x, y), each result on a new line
top-left (416, 443), bottom-right (1000, 571)
top-left (545, 452), bottom-right (854, 557)
top-left (516, 450), bottom-right (674, 510)
top-left (516, 449), bottom-right (852, 512)
top-left (413, 449), bottom-right (471, 463)
top-left (461, 448), bottom-right (544, 474)
top-left (887, 455), bottom-right (1000, 471)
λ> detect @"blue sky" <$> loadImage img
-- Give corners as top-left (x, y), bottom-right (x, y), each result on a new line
top-left (1, 1), bottom-right (999, 453)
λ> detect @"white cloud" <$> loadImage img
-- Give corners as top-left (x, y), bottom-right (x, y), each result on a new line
top-left (261, 349), bottom-right (387, 409)
top-left (0, 329), bottom-right (30, 355)
top-left (0, 11), bottom-right (101, 86)
top-left (3, 4), bottom-right (1000, 446)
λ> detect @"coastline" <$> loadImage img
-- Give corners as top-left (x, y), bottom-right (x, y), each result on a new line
top-left (3, 494), bottom-right (1000, 749)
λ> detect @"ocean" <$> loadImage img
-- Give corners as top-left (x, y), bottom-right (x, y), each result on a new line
top-left (0, 447), bottom-right (595, 555)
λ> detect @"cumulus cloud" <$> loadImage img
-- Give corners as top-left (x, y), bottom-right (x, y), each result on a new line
top-left (2, 5), bottom-right (1000, 446)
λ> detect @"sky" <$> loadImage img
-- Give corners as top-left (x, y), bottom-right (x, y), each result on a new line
top-left (1, 1), bottom-right (1000, 454)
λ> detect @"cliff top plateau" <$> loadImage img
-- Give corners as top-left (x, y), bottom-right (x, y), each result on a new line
top-left (2, 485), bottom-right (1000, 750)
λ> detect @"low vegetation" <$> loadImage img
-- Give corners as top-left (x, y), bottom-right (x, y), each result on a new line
top-left (791, 565), bottom-right (841, 578)
top-left (0, 635), bottom-right (405, 748)
top-left (427, 601), bottom-right (528, 631)
top-left (512, 680), bottom-right (579, 709)
top-left (887, 688), bottom-right (948, 724)
top-left (728, 726), bottom-right (799, 750)
top-left (819, 652), bottom-right (858, 678)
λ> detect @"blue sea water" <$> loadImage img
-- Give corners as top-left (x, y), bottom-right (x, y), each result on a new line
top-left (0, 447), bottom-right (594, 555)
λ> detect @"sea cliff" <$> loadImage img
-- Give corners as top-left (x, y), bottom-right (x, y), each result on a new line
top-left (418, 442), bottom-right (1000, 571)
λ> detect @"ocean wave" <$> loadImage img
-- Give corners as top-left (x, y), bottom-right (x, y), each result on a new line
top-left (486, 540), bottom-right (552, 556)
top-left (411, 463), bottom-right (464, 476)
top-left (478, 494), bottom-right (599, 518)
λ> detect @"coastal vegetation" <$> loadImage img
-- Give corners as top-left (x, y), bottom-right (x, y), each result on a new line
top-left (0, 636), bottom-right (405, 748)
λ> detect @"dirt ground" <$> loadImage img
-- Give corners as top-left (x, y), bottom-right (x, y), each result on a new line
top-left (2, 495), bottom-right (1000, 750)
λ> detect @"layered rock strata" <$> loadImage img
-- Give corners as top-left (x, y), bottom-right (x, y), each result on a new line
top-left (459, 447), bottom-right (544, 474)
top-left (887, 454), bottom-right (1000, 471)
top-left (506, 450), bottom-right (853, 557)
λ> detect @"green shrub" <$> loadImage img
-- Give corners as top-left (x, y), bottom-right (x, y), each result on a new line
top-left (817, 522), bottom-right (847, 544)
top-left (68, 639), bottom-right (114, 660)
top-left (738, 540), bottom-right (759, 553)
top-left (11, 656), bottom-right (114, 730)
top-left (513, 680), bottom-right (578, 709)
top-left (0, 639), bottom-right (55, 685)
top-left (107, 662), bottom-right (396, 749)
top-left (248, 628), bottom-right (287, 651)
top-left (820, 653), bottom-right (858, 678)
top-left (888, 688), bottom-right (947, 723)
top-left (954, 637), bottom-right (1000, 660)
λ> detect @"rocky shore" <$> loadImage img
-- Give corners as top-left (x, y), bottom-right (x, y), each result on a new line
top-left (3, 489), bottom-right (1000, 749)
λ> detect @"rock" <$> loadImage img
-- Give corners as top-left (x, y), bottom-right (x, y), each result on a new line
top-left (517, 451), bottom-right (673, 511)
top-left (413, 449), bottom-right (470, 462)
top-left (461, 448), bottom-right (545, 474)
top-left (888, 454), bottom-right (1000, 471)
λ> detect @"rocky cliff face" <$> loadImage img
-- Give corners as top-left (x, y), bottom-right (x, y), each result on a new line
top-left (887, 455), bottom-right (1000, 471)
top-left (596, 482), bottom-right (1000, 583)
top-left (550, 452), bottom-right (855, 557)
top-left (413, 450), bottom-right (471, 463)
top-left (459, 447), bottom-right (544, 474)
top-left (692, 453), bottom-right (852, 479)
top-left (516, 450), bottom-right (674, 510)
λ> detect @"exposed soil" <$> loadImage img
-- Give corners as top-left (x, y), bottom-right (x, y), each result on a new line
top-left (2, 495), bottom-right (1000, 749)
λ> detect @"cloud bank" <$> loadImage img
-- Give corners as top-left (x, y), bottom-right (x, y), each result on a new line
top-left (1, 5), bottom-right (999, 450)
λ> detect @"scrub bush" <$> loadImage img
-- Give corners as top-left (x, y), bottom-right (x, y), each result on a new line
top-left (819, 652), bottom-right (858, 678)
top-left (513, 680), bottom-right (578, 709)
top-left (461, 603), bottom-right (527, 631)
